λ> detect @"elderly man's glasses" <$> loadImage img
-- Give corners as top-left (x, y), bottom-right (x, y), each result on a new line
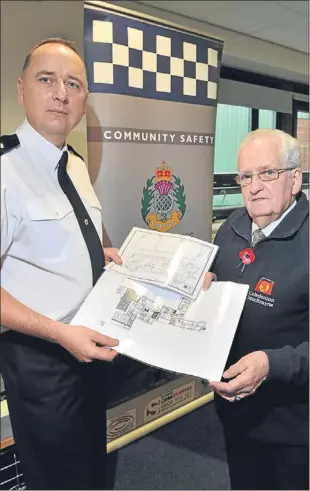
top-left (235, 167), bottom-right (295, 187)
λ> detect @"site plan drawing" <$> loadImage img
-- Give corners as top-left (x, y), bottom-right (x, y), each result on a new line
top-left (105, 227), bottom-right (219, 300)
top-left (113, 283), bottom-right (206, 331)
top-left (71, 271), bottom-right (249, 382)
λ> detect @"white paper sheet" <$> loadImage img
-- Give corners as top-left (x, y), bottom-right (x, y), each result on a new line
top-left (71, 271), bottom-right (249, 382)
top-left (105, 227), bottom-right (219, 300)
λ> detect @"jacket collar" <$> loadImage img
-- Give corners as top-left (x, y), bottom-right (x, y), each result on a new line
top-left (231, 192), bottom-right (309, 240)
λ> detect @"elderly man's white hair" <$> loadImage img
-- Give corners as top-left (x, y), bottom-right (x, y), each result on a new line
top-left (239, 129), bottom-right (301, 169)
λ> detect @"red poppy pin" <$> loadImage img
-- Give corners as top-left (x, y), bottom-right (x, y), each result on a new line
top-left (239, 248), bottom-right (256, 265)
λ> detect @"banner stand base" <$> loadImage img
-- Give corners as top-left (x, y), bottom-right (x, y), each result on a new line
top-left (107, 391), bottom-right (214, 453)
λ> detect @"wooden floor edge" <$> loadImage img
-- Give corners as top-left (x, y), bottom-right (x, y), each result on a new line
top-left (0, 437), bottom-right (15, 450)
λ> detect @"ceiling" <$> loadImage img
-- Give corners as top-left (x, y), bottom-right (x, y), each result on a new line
top-left (137, 1), bottom-right (309, 53)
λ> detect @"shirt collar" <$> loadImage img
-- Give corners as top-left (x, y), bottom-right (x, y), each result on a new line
top-left (16, 119), bottom-right (67, 170)
top-left (252, 199), bottom-right (297, 237)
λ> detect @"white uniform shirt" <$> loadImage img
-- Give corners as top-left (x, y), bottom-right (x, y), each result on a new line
top-left (1, 119), bottom-right (103, 326)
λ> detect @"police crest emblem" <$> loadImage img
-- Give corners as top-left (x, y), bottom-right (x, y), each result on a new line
top-left (141, 161), bottom-right (186, 232)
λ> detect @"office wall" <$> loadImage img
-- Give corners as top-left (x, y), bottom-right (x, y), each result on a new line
top-left (218, 79), bottom-right (295, 113)
top-left (0, 0), bottom-right (87, 159)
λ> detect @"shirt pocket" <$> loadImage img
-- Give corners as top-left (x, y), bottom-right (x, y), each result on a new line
top-left (22, 199), bottom-right (76, 263)
top-left (81, 191), bottom-right (102, 213)
top-left (25, 198), bottom-right (73, 221)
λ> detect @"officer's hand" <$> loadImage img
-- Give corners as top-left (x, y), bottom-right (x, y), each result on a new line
top-left (202, 272), bottom-right (217, 290)
top-left (104, 247), bottom-right (122, 265)
top-left (56, 324), bottom-right (119, 363)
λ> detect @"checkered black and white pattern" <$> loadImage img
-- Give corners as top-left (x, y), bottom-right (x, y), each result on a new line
top-left (84, 7), bottom-right (223, 106)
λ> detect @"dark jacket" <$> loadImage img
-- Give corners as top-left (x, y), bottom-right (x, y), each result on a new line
top-left (212, 192), bottom-right (309, 445)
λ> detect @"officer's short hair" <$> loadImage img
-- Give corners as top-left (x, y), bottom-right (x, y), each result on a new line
top-left (22, 37), bottom-right (84, 73)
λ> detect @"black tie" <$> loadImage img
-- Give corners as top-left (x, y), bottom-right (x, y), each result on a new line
top-left (57, 151), bottom-right (105, 286)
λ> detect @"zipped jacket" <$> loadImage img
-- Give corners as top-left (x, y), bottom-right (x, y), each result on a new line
top-left (212, 192), bottom-right (309, 444)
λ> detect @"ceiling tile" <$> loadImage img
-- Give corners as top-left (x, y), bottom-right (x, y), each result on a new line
top-left (137, 0), bottom-right (309, 54)
top-left (138, 1), bottom-right (235, 18)
top-left (275, 1), bottom-right (309, 15)
top-left (204, 0), bottom-right (302, 34)
top-left (254, 16), bottom-right (309, 52)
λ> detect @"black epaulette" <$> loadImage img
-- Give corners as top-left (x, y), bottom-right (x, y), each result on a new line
top-left (67, 144), bottom-right (84, 161)
top-left (0, 134), bottom-right (20, 157)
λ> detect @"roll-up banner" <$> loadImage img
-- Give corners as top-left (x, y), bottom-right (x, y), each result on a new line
top-left (84, 2), bottom-right (224, 444)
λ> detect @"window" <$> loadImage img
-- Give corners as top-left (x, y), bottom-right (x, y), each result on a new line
top-left (292, 100), bottom-right (309, 173)
top-left (296, 111), bottom-right (309, 172)
top-left (214, 104), bottom-right (251, 173)
top-left (213, 104), bottom-right (251, 208)
top-left (259, 109), bottom-right (276, 129)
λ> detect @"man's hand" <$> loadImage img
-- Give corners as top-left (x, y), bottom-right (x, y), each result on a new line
top-left (209, 351), bottom-right (269, 401)
top-left (104, 247), bottom-right (122, 265)
top-left (56, 324), bottom-right (119, 363)
top-left (203, 272), bottom-right (217, 290)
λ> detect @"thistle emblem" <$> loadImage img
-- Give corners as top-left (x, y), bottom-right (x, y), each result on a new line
top-left (141, 161), bottom-right (186, 232)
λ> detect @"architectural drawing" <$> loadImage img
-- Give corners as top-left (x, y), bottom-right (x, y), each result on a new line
top-left (71, 265), bottom-right (250, 382)
top-left (112, 286), bottom-right (207, 331)
top-left (107, 227), bottom-right (219, 299)
top-left (123, 253), bottom-right (170, 275)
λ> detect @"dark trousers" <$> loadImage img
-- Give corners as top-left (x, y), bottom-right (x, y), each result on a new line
top-left (0, 331), bottom-right (109, 490)
top-left (224, 431), bottom-right (309, 490)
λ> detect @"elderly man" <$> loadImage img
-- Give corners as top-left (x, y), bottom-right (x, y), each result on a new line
top-left (0, 38), bottom-right (121, 490)
top-left (204, 129), bottom-right (309, 490)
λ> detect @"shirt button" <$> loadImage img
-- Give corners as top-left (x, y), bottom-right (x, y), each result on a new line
top-left (84, 219), bottom-right (89, 225)
top-left (55, 212), bottom-right (59, 216)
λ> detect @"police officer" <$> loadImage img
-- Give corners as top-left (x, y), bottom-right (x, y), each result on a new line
top-left (0, 38), bottom-right (121, 490)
